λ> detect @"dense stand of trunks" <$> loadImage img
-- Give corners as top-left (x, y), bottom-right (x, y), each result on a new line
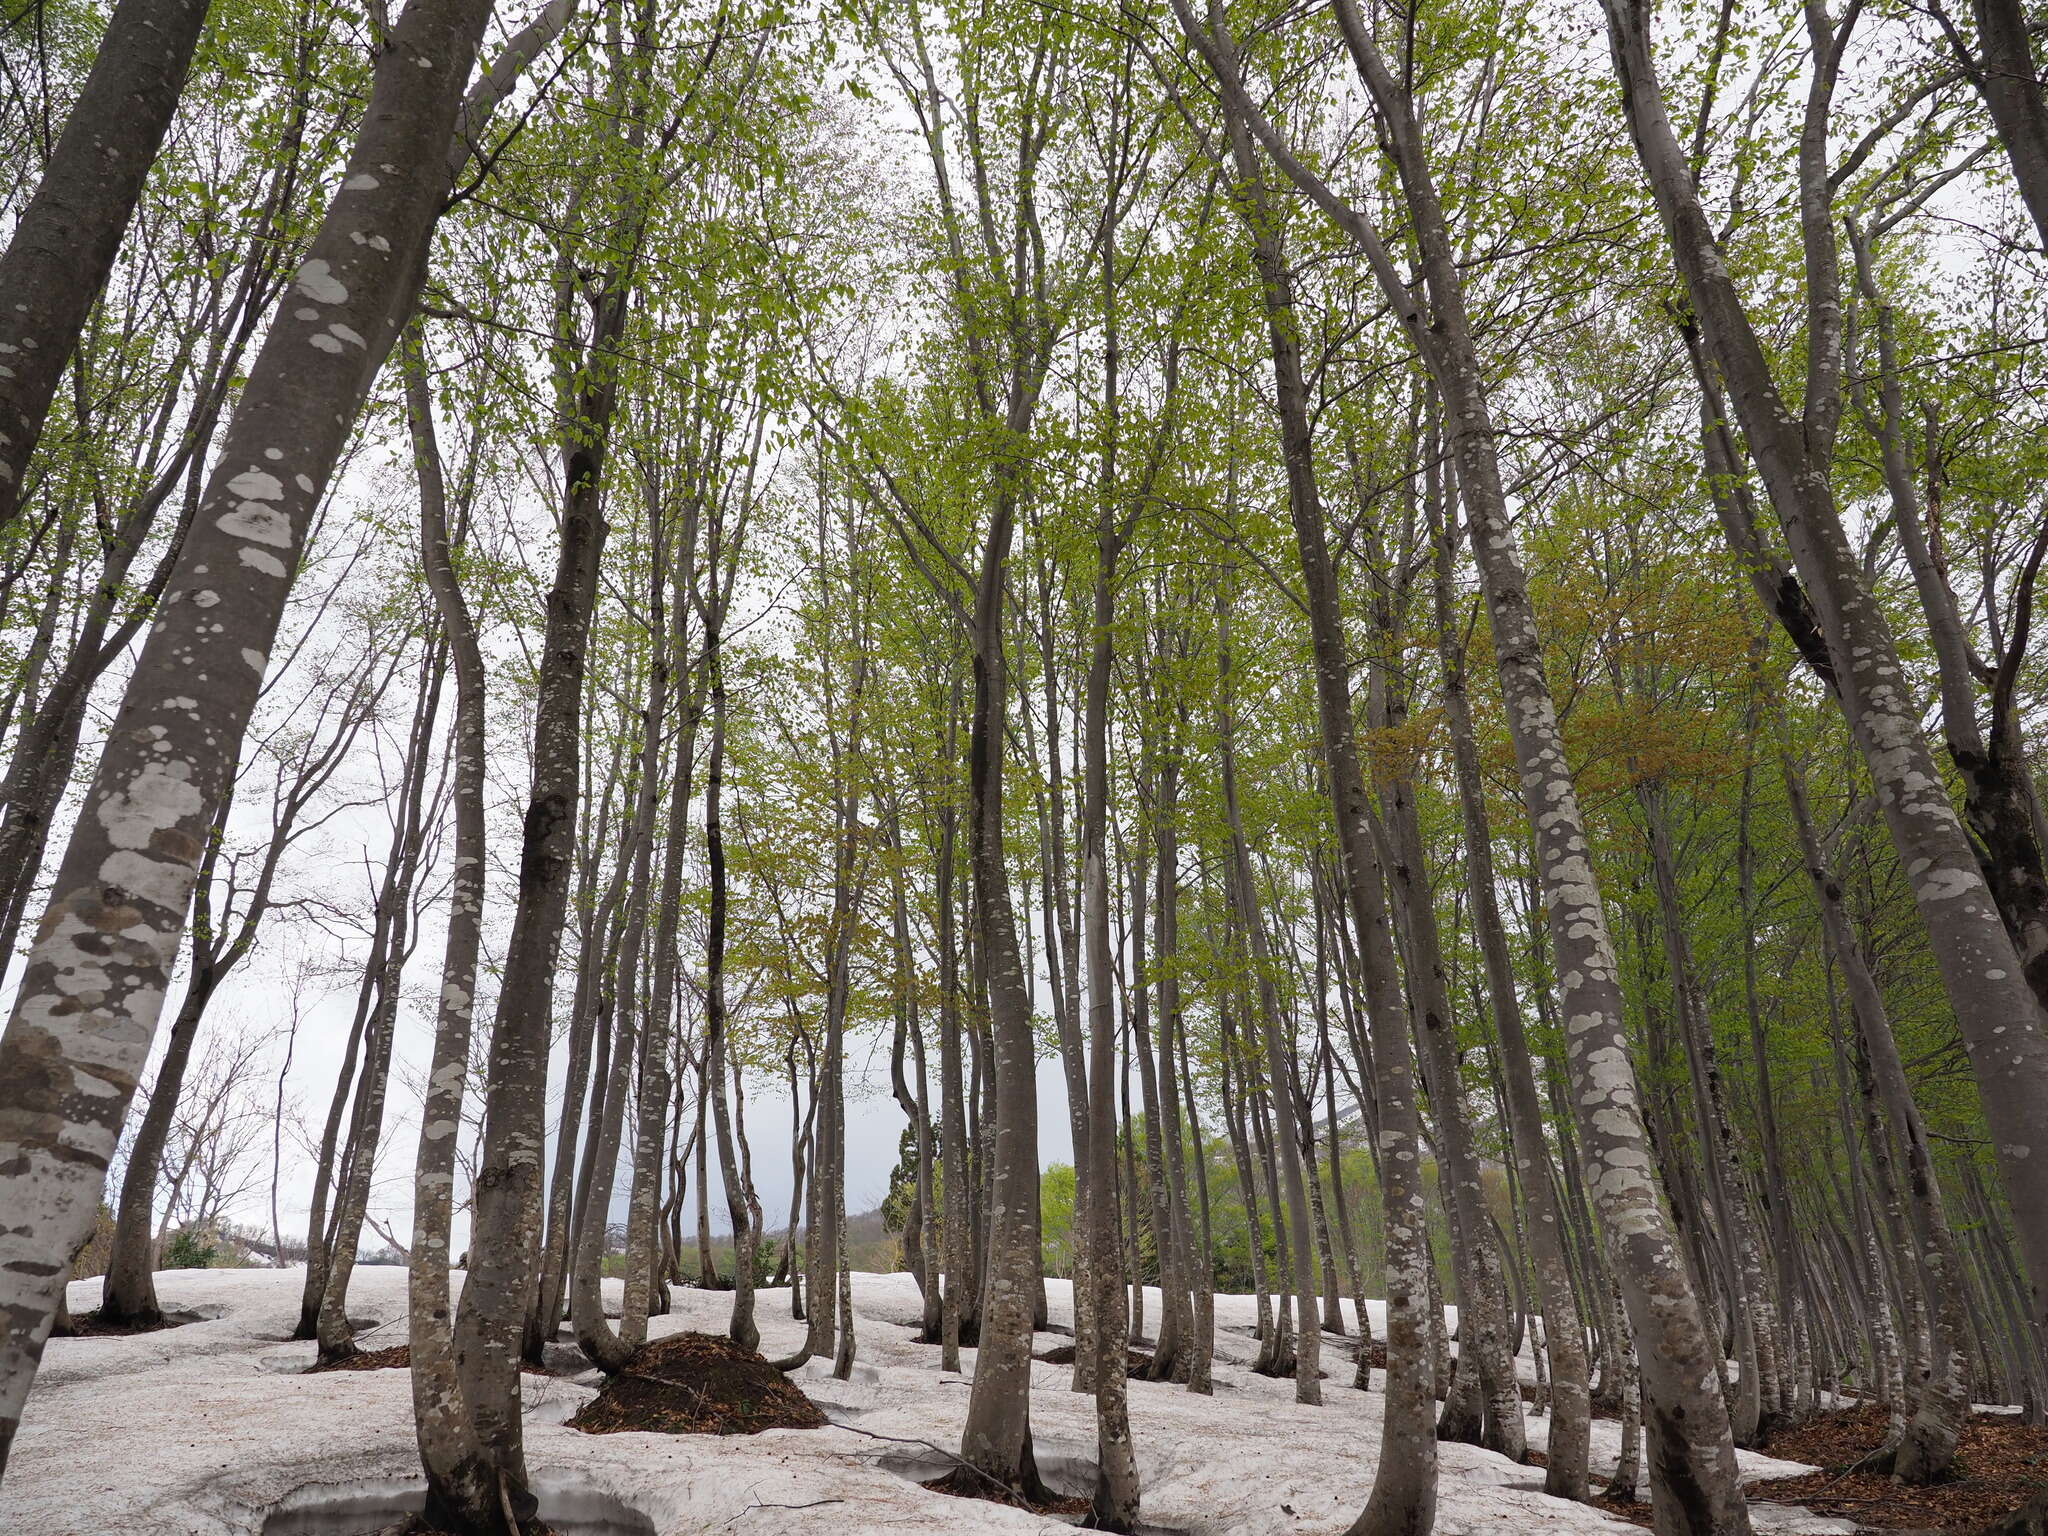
top-left (2, 3), bottom-right (2048, 1536)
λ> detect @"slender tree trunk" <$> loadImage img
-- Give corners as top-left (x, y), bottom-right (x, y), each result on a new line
top-left (101, 791), bottom-right (229, 1335)
top-left (1200, 0), bottom-right (1756, 1516)
top-left (957, 478), bottom-right (1048, 1498)
top-left (1180, 35), bottom-right (1435, 1521)
top-left (1079, 415), bottom-right (1140, 1527)
top-left (704, 612), bottom-right (760, 1352)
top-left (1432, 521), bottom-right (1589, 1497)
top-left (320, 641), bottom-right (444, 1364)
top-left (455, 253), bottom-right (622, 1500)
top-left (1783, 756), bottom-right (1967, 1480)
top-left (1217, 618), bottom-right (1321, 1407)
top-left (401, 334), bottom-right (505, 1533)
top-left (0, 0), bottom-right (216, 527)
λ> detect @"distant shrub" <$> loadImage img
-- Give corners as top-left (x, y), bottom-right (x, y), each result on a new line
top-left (161, 1228), bottom-right (217, 1270)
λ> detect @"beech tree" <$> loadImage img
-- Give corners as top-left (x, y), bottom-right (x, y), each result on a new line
top-left (3, 3), bottom-right (2048, 1534)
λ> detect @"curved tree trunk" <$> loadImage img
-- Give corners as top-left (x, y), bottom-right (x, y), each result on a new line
top-left (1603, 0), bottom-right (2048, 1370)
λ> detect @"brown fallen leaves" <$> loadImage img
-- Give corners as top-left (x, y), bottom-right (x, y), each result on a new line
top-left (1745, 1403), bottom-right (2048, 1532)
top-left (920, 1464), bottom-right (1091, 1519)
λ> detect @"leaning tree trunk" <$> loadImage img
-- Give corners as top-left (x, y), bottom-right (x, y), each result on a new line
top-left (1604, 0), bottom-right (2048, 1369)
top-left (1844, 222), bottom-right (2048, 1021)
top-left (0, 0), bottom-right (216, 528)
top-left (295, 964), bottom-right (377, 1340)
top-left (99, 967), bottom-right (218, 1327)
top-left (0, 0), bottom-right (495, 1470)
top-left (102, 776), bottom-right (237, 1329)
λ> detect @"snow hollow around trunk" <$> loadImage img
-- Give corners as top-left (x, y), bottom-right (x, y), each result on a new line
top-left (4, 1266), bottom-right (1858, 1536)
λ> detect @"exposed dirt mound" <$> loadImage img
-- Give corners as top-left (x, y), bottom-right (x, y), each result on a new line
top-left (1746, 1402), bottom-right (2048, 1531)
top-left (566, 1331), bottom-right (827, 1436)
top-left (1033, 1341), bottom-right (1155, 1377)
top-left (920, 1464), bottom-right (1090, 1518)
top-left (58, 1308), bottom-right (201, 1338)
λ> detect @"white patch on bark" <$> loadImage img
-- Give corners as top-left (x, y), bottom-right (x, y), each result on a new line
top-left (226, 469), bottom-right (284, 501)
top-left (96, 761), bottom-right (202, 850)
top-left (240, 548), bottom-right (288, 578)
top-left (218, 503), bottom-right (291, 548)
top-left (99, 849), bottom-right (192, 911)
top-left (294, 259), bottom-right (349, 305)
top-left (1918, 868), bottom-right (1981, 901)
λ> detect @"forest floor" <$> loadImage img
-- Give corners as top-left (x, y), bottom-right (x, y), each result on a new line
top-left (1743, 1403), bottom-right (2048, 1530)
top-left (0, 1267), bottom-right (1867, 1536)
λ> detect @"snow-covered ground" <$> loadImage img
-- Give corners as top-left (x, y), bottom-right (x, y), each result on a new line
top-left (0, 1268), bottom-right (1851, 1536)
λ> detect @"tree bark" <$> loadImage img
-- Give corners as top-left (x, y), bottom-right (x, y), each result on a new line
top-left (1603, 0), bottom-right (2048, 1367)
top-left (0, 0), bottom-right (216, 527)
top-left (0, 0), bottom-right (496, 1470)
top-left (1432, 516), bottom-right (1590, 1498)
